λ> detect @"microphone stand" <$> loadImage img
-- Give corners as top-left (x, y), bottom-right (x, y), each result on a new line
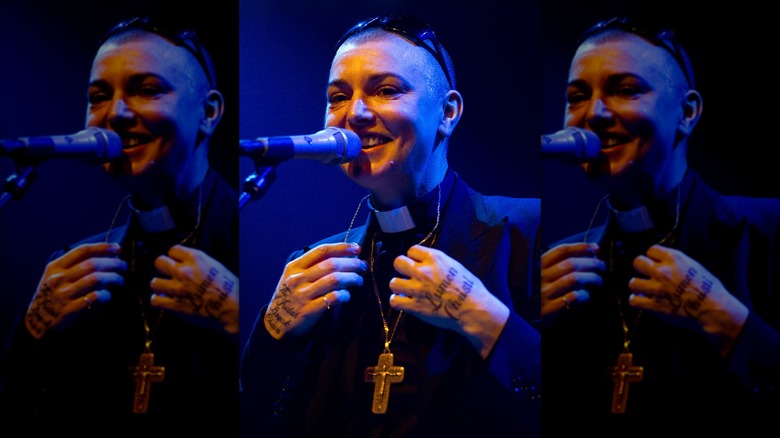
top-left (239, 159), bottom-right (277, 210)
top-left (0, 162), bottom-right (37, 211)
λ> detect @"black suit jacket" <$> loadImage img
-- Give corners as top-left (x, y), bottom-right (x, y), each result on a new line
top-left (543, 171), bottom-right (780, 436)
top-left (240, 174), bottom-right (540, 437)
top-left (0, 170), bottom-right (239, 437)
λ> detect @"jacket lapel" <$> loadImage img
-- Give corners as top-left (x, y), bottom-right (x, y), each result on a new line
top-left (421, 176), bottom-right (508, 400)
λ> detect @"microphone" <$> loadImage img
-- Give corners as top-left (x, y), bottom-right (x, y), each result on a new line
top-left (0, 127), bottom-right (122, 164)
top-left (541, 127), bottom-right (601, 163)
top-left (239, 127), bottom-right (362, 165)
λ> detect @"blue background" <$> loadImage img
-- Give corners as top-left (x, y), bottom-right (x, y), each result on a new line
top-left (238, 0), bottom-right (542, 350)
top-left (1, 0), bottom-right (775, 377)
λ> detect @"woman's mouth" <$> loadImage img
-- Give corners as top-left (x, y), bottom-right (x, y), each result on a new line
top-left (360, 135), bottom-right (390, 150)
top-left (598, 133), bottom-right (630, 151)
top-left (120, 134), bottom-right (153, 151)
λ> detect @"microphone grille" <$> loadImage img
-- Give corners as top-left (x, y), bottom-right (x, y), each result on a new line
top-left (574, 128), bottom-right (601, 160)
top-left (89, 127), bottom-right (123, 160)
top-left (326, 127), bottom-right (361, 164)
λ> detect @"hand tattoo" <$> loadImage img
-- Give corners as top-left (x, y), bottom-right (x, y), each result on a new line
top-left (424, 267), bottom-right (476, 320)
top-left (660, 267), bottom-right (714, 318)
top-left (265, 284), bottom-right (298, 335)
top-left (26, 283), bottom-right (61, 337)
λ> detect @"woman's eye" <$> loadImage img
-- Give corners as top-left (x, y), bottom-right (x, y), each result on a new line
top-left (615, 85), bottom-right (643, 98)
top-left (88, 92), bottom-right (109, 104)
top-left (328, 93), bottom-right (348, 104)
top-left (377, 86), bottom-right (401, 97)
top-left (566, 93), bottom-right (585, 104)
top-left (566, 91), bottom-right (588, 105)
top-left (137, 85), bottom-right (165, 98)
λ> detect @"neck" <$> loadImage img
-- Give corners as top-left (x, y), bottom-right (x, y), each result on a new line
top-left (608, 148), bottom-right (687, 210)
top-left (371, 164), bottom-right (448, 211)
top-left (129, 161), bottom-right (209, 211)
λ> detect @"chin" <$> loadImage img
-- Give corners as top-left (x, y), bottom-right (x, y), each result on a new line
top-left (130, 159), bottom-right (157, 177)
top-left (342, 154), bottom-right (372, 181)
top-left (103, 158), bottom-right (131, 178)
top-left (608, 160), bottom-right (634, 178)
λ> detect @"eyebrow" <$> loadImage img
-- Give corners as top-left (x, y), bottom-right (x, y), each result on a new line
top-left (88, 72), bottom-right (174, 89)
top-left (567, 73), bottom-right (648, 88)
top-left (327, 72), bottom-right (413, 90)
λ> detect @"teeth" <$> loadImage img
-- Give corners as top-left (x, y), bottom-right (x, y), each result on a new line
top-left (601, 136), bottom-right (622, 148)
top-left (122, 135), bottom-right (146, 148)
top-left (361, 136), bottom-right (386, 148)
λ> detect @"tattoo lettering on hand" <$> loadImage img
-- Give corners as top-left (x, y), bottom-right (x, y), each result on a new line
top-left (265, 284), bottom-right (299, 335)
top-left (203, 269), bottom-right (234, 320)
top-left (26, 283), bottom-right (61, 336)
top-left (659, 267), bottom-right (713, 318)
top-left (189, 267), bottom-right (218, 313)
top-left (661, 267), bottom-right (696, 314)
top-left (681, 275), bottom-right (713, 318)
top-left (425, 267), bottom-right (457, 314)
top-left (424, 268), bottom-right (475, 320)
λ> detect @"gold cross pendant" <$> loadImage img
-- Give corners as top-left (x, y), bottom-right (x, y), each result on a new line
top-left (129, 352), bottom-right (165, 414)
top-left (364, 352), bottom-right (404, 414)
top-left (608, 352), bottom-right (643, 414)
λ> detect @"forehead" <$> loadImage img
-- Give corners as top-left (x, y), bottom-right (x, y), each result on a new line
top-left (91, 33), bottom-right (201, 85)
top-left (569, 33), bottom-right (680, 88)
top-left (330, 32), bottom-right (437, 83)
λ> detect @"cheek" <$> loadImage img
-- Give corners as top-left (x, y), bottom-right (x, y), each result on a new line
top-left (150, 105), bottom-right (199, 155)
top-left (139, 103), bottom-right (177, 135)
top-left (85, 106), bottom-right (107, 128)
top-left (631, 111), bottom-right (673, 158)
top-left (324, 111), bottom-right (340, 127)
top-left (563, 108), bottom-right (583, 127)
top-left (401, 140), bottom-right (429, 172)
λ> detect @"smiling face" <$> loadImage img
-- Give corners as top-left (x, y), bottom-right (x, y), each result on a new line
top-left (326, 30), bottom-right (458, 209)
top-left (565, 32), bottom-right (694, 199)
top-left (87, 32), bottom-right (216, 204)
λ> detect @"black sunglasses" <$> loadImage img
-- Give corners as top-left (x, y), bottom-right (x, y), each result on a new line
top-left (97, 16), bottom-right (217, 89)
top-left (335, 15), bottom-right (455, 89)
top-left (577, 16), bottom-right (695, 90)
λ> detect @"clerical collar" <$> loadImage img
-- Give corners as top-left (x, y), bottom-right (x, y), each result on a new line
top-left (127, 200), bottom-right (177, 233)
top-left (605, 200), bottom-right (655, 234)
top-left (126, 170), bottom-right (213, 235)
top-left (606, 169), bottom-right (693, 235)
top-left (371, 205), bottom-right (416, 233)
top-left (368, 169), bottom-right (455, 234)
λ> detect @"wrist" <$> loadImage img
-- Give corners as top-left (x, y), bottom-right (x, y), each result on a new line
top-left (461, 301), bottom-right (510, 359)
top-left (700, 299), bottom-right (748, 357)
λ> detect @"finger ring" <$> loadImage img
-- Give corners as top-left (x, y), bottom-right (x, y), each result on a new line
top-left (323, 295), bottom-right (332, 310)
top-left (83, 295), bottom-right (93, 311)
top-left (562, 295), bottom-right (571, 310)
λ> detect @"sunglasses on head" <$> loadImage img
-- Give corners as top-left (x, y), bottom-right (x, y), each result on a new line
top-left (335, 15), bottom-right (455, 89)
top-left (97, 16), bottom-right (217, 89)
top-left (577, 16), bottom-right (695, 90)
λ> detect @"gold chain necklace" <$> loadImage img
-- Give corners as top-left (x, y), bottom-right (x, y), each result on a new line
top-left (346, 184), bottom-right (442, 414)
top-left (104, 186), bottom-right (202, 414)
top-left (583, 185), bottom-right (680, 414)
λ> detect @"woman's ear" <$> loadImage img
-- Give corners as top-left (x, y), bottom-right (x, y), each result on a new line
top-left (678, 89), bottom-right (702, 136)
top-left (200, 89), bottom-right (225, 137)
top-left (438, 89), bottom-right (464, 138)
